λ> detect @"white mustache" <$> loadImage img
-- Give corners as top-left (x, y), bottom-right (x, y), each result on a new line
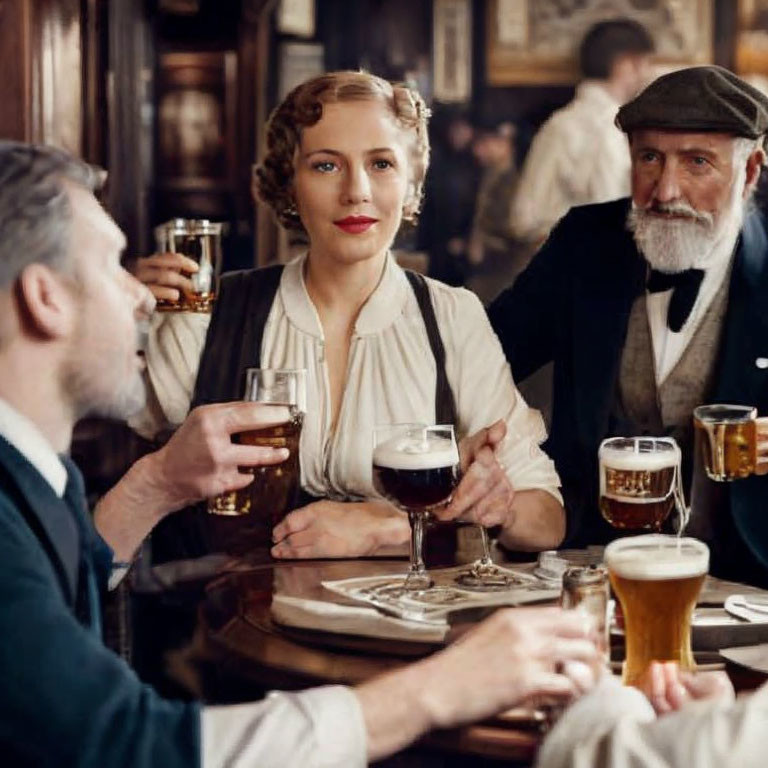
top-left (641, 200), bottom-right (713, 226)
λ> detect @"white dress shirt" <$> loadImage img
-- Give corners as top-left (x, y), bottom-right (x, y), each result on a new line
top-left (646, 229), bottom-right (738, 385)
top-left (0, 400), bottom-right (369, 767)
top-left (134, 253), bottom-right (562, 505)
top-left (0, 397), bottom-right (67, 496)
top-left (511, 81), bottom-right (631, 242)
top-left (537, 675), bottom-right (768, 768)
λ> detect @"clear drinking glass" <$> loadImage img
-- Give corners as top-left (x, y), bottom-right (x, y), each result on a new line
top-left (693, 404), bottom-right (768, 481)
top-left (606, 534), bottom-right (709, 686)
top-left (208, 368), bottom-right (306, 522)
top-left (154, 218), bottom-right (222, 313)
top-left (372, 424), bottom-right (460, 591)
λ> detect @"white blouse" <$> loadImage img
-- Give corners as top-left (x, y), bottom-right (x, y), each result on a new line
top-left (133, 254), bottom-right (561, 503)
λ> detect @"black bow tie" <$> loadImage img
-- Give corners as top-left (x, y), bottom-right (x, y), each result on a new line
top-left (646, 268), bottom-right (705, 332)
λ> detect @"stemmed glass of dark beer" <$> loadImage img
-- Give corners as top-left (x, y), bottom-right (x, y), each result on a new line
top-left (208, 368), bottom-right (306, 524)
top-left (598, 437), bottom-right (688, 533)
top-left (372, 424), bottom-right (460, 591)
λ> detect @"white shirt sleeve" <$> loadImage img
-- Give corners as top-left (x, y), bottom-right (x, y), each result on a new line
top-left (440, 285), bottom-right (562, 504)
top-left (202, 685), bottom-right (367, 768)
top-left (537, 676), bottom-right (768, 768)
top-left (511, 120), bottom-right (566, 242)
top-left (128, 311), bottom-right (211, 438)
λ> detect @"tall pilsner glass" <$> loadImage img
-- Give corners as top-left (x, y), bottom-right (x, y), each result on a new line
top-left (605, 535), bottom-right (709, 686)
top-left (372, 424), bottom-right (460, 591)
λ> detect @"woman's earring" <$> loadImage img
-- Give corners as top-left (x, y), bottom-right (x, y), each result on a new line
top-left (285, 203), bottom-right (298, 216)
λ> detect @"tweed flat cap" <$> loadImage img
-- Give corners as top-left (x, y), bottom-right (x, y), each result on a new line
top-left (616, 65), bottom-right (768, 138)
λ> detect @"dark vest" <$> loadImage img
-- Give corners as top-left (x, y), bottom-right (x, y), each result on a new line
top-left (151, 265), bottom-right (459, 563)
top-left (611, 276), bottom-right (730, 537)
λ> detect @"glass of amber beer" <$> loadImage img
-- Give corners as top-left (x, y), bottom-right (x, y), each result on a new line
top-left (599, 437), bottom-right (686, 532)
top-left (372, 424), bottom-right (460, 591)
top-left (693, 404), bottom-right (768, 481)
top-left (605, 534), bottom-right (709, 686)
top-left (154, 218), bottom-right (222, 313)
top-left (207, 368), bottom-right (306, 522)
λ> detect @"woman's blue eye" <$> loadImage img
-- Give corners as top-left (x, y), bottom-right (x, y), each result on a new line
top-left (313, 161), bottom-right (337, 172)
top-left (372, 159), bottom-right (394, 170)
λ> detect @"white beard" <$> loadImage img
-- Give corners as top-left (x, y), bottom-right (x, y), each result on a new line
top-left (627, 176), bottom-right (746, 274)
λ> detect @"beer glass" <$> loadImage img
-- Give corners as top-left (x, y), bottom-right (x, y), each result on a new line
top-left (208, 368), bottom-right (306, 523)
top-left (372, 424), bottom-right (460, 591)
top-left (605, 534), bottom-right (709, 686)
top-left (154, 218), bottom-right (222, 313)
top-left (693, 404), bottom-right (768, 481)
top-left (599, 437), bottom-right (687, 533)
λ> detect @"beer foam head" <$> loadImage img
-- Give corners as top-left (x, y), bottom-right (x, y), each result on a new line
top-left (605, 535), bottom-right (709, 580)
top-left (373, 433), bottom-right (459, 470)
top-left (599, 439), bottom-right (680, 471)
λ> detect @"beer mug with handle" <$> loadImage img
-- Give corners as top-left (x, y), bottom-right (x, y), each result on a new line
top-left (693, 404), bottom-right (768, 481)
top-left (598, 437), bottom-right (688, 533)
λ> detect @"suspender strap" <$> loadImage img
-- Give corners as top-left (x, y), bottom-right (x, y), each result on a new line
top-left (404, 270), bottom-right (458, 426)
top-left (191, 264), bottom-right (284, 409)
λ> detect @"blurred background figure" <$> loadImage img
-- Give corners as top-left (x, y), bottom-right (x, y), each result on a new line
top-left (465, 120), bottom-right (522, 304)
top-left (511, 18), bottom-right (655, 246)
top-left (417, 106), bottom-right (481, 286)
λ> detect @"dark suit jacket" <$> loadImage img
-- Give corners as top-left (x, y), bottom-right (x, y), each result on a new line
top-left (0, 435), bottom-right (199, 767)
top-left (488, 198), bottom-right (768, 584)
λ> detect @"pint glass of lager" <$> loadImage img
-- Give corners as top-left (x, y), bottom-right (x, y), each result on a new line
top-left (693, 404), bottom-right (768, 481)
top-left (605, 535), bottom-right (709, 686)
top-left (372, 424), bottom-right (460, 591)
top-left (598, 437), bottom-right (682, 532)
top-left (208, 369), bottom-right (306, 523)
top-left (154, 218), bottom-right (222, 313)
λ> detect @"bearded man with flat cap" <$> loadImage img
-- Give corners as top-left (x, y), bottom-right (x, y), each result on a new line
top-left (489, 65), bottom-right (768, 586)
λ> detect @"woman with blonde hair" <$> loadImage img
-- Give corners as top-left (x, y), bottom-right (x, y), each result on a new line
top-left (135, 70), bottom-right (564, 561)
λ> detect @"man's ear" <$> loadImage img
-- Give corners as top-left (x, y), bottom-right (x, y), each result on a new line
top-left (744, 148), bottom-right (765, 196)
top-left (16, 264), bottom-right (77, 340)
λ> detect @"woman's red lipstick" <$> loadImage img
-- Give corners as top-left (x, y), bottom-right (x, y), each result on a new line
top-left (334, 215), bottom-right (378, 234)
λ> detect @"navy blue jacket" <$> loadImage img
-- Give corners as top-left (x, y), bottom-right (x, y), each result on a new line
top-left (489, 199), bottom-right (768, 583)
top-left (0, 435), bottom-right (200, 767)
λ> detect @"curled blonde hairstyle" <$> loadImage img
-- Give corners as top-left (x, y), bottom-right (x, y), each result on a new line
top-left (254, 71), bottom-right (430, 233)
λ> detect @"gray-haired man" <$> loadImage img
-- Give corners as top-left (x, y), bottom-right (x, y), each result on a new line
top-left (0, 142), bottom-right (600, 767)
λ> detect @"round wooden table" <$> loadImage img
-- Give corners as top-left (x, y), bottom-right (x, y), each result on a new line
top-left (156, 558), bottom-right (548, 765)
top-left (134, 556), bottom-right (768, 766)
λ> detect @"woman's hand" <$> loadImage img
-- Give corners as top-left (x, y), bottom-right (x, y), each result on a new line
top-left (434, 419), bottom-right (515, 528)
top-left (636, 661), bottom-right (735, 715)
top-left (271, 499), bottom-right (410, 559)
top-left (133, 252), bottom-right (198, 304)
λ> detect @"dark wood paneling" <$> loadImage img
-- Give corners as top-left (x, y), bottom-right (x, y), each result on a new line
top-left (0, 0), bottom-right (30, 140)
top-left (0, 0), bottom-right (83, 153)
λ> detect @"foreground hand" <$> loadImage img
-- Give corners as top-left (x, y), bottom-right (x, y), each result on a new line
top-left (435, 419), bottom-right (514, 527)
top-left (636, 661), bottom-right (735, 715)
top-left (134, 252), bottom-right (198, 304)
top-left (145, 402), bottom-right (290, 511)
top-left (271, 500), bottom-right (409, 559)
top-left (378, 607), bottom-right (601, 729)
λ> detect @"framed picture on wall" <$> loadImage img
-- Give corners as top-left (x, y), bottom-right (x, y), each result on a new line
top-left (156, 51), bottom-right (236, 186)
top-left (486, 0), bottom-right (714, 86)
top-left (433, 0), bottom-right (473, 102)
top-left (736, 0), bottom-right (768, 75)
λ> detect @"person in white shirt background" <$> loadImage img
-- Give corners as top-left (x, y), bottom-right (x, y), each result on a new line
top-left (511, 18), bottom-right (655, 246)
